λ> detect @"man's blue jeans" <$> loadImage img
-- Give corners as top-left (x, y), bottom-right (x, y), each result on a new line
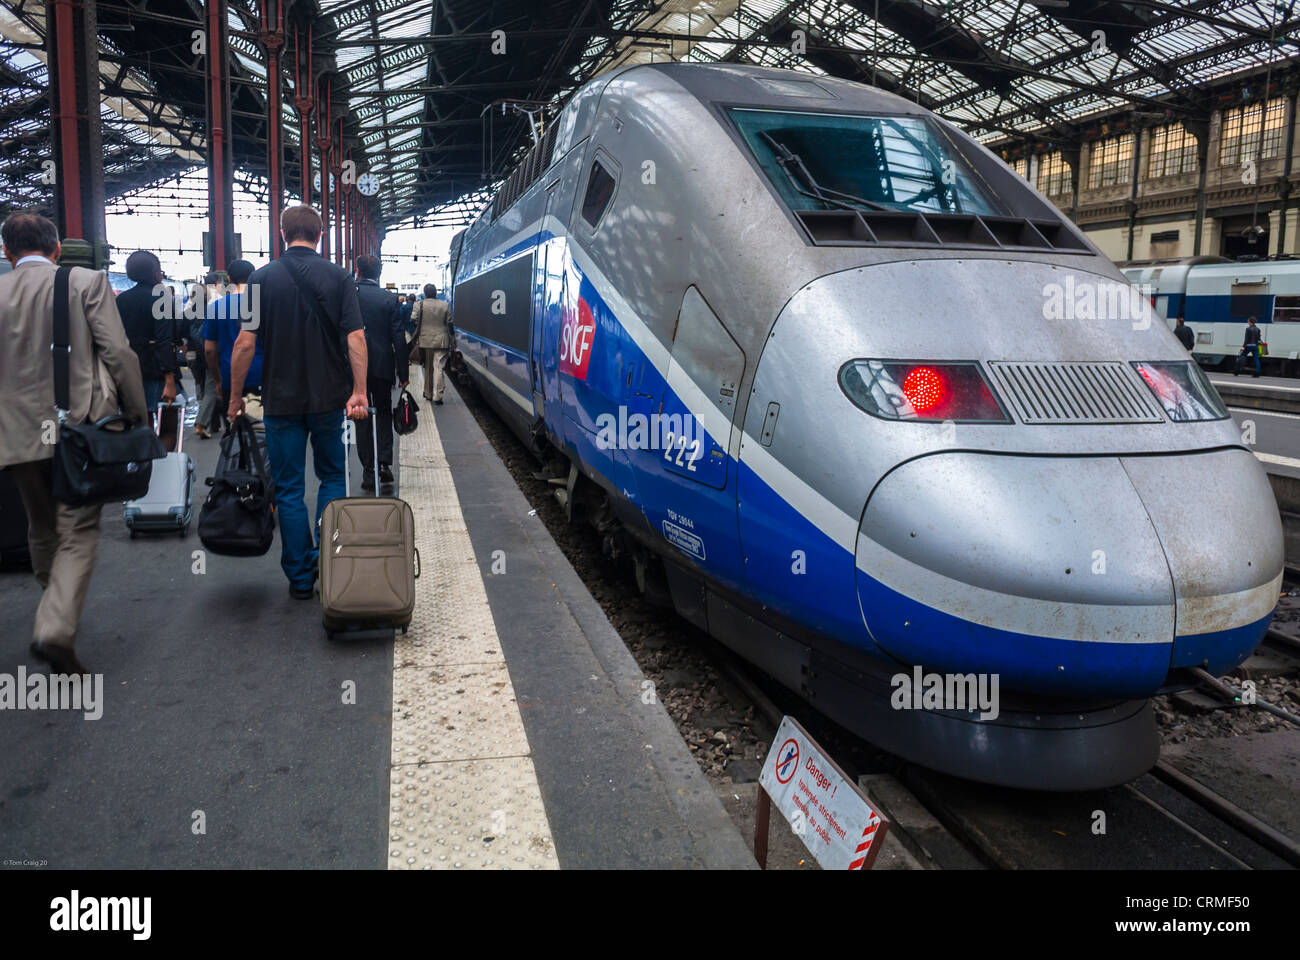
top-left (142, 378), bottom-right (164, 414)
top-left (263, 410), bottom-right (347, 589)
top-left (1236, 344), bottom-right (1262, 374)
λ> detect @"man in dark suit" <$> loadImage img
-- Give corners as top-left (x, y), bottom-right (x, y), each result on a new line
top-left (115, 250), bottom-right (178, 413)
top-left (354, 255), bottom-right (409, 492)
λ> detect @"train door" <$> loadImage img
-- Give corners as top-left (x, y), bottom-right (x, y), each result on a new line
top-left (532, 180), bottom-right (563, 419)
top-left (624, 287), bottom-right (748, 593)
top-left (538, 173), bottom-right (576, 442)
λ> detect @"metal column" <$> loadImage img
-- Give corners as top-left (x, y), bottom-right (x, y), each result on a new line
top-left (1188, 119), bottom-right (1210, 256)
top-left (293, 22), bottom-right (314, 221)
top-left (261, 0), bottom-right (285, 258)
top-left (1277, 89), bottom-right (1297, 257)
top-left (206, 0), bottom-right (235, 273)
top-left (1125, 120), bottom-right (1144, 263)
top-left (343, 146), bottom-right (355, 270)
top-left (318, 80), bottom-right (332, 258)
top-left (333, 117), bottom-right (343, 264)
top-left (46, 0), bottom-right (106, 268)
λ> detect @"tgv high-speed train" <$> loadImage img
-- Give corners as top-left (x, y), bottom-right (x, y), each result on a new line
top-left (448, 63), bottom-right (1282, 790)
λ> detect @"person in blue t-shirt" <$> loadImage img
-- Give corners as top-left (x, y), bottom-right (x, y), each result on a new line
top-left (200, 258), bottom-right (262, 436)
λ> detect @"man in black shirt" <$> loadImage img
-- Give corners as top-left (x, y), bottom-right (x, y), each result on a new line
top-left (1174, 317), bottom-right (1195, 351)
top-left (1234, 316), bottom-right (1263, 377)
top-left (115, 250), bottom-right (178, 413)
top-left (227, 205), bottom-right (368, 598)
top-left (354, 254), bottom-right (409, 492)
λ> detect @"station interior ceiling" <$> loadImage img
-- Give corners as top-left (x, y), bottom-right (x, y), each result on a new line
top-left (1, 0), bottom-right (1298, 232)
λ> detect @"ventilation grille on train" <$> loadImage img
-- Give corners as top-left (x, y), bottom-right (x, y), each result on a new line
top-left (489, 123), bottom-right (558, 222)
top-left (986, 361), bottom-right (1166, 424)
top-left (794, 209), bottom-right (1091, 253)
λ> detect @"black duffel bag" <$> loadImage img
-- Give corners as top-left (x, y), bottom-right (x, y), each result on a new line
top-left (392, 389), bottom-right (419, 435)
top-left (50, 266), bottom-right (164, 507)
top-left (197, 415), bottom-right (275, 556)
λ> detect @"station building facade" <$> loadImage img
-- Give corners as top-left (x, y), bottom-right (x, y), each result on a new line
top-left (999, 69), bottom-right (1300, 267)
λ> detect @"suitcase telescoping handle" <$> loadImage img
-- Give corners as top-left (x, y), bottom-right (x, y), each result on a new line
top-left (343, 405), bottom-right (381, 498)
top-left (368, 405), bottom-right (378, 499)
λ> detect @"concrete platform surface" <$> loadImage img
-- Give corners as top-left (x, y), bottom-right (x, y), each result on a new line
top-left (0, 368), bottom-right (755, 870)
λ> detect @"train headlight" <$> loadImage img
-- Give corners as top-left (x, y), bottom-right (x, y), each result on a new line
top-left (1132, 361), bottom-right (1228, 422)
top-left (839, 360), bottom-right (1010, 423)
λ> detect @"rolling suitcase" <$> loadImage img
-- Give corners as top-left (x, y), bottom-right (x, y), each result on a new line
top-left (124, 403), bottom-right (194, 537)
top-left (319, 408), bottom-right (419, 639)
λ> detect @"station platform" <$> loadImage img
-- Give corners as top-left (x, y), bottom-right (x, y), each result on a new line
top-left (0, 368), bottom-right (756, 870)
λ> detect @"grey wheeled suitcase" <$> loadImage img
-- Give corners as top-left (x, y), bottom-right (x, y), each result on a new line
top-left (319, 408), bottom-right (419, 638)
top-left (124, 403), bottom-right (194, 537)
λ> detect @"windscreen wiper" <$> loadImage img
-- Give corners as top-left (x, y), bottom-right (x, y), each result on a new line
top-left (758, 130), bottom-right (889, 212)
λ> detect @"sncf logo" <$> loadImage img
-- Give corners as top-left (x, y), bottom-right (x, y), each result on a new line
top-left (560, 296), bottom-right (596, 381)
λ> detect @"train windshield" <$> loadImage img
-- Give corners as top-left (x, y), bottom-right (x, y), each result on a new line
top-left (731, 108), bottom-right (1004, 217)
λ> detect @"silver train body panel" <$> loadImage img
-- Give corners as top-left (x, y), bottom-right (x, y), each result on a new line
top-left (450, 62), bottom-right (1283, 789)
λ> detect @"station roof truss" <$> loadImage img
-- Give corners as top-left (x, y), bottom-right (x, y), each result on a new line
top-left (2, 0), bottom-right (1300, 230)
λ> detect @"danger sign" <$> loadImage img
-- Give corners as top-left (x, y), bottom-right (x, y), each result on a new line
top-left (757, 716), bottom-right (890, 871)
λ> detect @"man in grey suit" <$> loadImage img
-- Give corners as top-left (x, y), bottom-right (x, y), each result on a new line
top-left (0, 212), bottom-right (148, 673)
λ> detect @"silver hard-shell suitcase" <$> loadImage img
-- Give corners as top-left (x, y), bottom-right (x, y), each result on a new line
top-left (124, 403), bottom-right (194, 536)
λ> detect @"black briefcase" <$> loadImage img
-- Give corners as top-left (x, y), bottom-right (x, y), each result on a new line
top-left (49, 266), bottom-right (163, 507)
top-left (52, 415), bottom-right (161, 507)
top-left (197, 415), bottom-right (276, 557)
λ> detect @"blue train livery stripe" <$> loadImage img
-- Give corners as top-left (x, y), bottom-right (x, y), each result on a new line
top-left (1182, 294), bottom-right (1275, 325)
top-left (456, 218), bottom-right (1270, 701)
top-left (1171, 612), bottom-right (1272, 677)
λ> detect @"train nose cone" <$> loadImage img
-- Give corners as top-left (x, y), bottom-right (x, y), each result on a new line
top-left (1120, 448), bottom-right (1282, 674)
top-left (856, 450), bottom-right (1281, 698)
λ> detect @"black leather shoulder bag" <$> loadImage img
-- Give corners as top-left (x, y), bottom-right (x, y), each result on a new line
top-left (50, 266), bottom-right (165, 506)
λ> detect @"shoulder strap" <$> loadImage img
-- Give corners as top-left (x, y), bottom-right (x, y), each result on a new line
top-left (52, 265), bottom-right (71, 413)
top-left (276, 251), bottom-right (345, 361)
top-left (278, 254), bottom-right (333, 333)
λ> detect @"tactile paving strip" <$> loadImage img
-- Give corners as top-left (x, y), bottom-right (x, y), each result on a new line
top-left (389, 758), bottom-right (554, 869)
top-left (386, 367), bottom-right (557, 870)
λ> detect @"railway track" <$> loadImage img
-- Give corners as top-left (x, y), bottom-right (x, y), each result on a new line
top-left (704, 631), bottom-right (1299, 870)
top-left (456, 373), bottom-right (1300, 871)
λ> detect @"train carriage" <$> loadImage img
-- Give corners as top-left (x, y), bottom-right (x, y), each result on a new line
top-left (450, 62), bottom-right (1283, 790)
top-left (1124, 256), bottom-right (1300, 370)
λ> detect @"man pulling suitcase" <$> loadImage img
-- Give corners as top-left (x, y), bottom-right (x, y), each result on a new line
top-left (226, 205), bottom-right (369, 599)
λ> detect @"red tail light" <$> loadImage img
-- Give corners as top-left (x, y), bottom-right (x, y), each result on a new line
top-left (902, 366), bottom-right (949, 413)
top-left (839, 361), bottom-right (1009, 423)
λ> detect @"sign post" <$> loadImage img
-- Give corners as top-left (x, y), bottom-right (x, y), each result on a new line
top-left (755, 715), bottom-right (891, 871)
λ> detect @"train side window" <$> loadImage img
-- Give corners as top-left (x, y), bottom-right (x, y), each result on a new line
top-left (581, 159), bottom-right (617, 228)
top-left (1274, 295), bottom-right (1300, 322)
top-left (1229, 281), bottom-right (1269, 319)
